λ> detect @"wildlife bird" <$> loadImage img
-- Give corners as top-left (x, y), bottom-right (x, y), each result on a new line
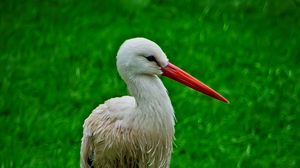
top-left (80, 37), bottom-right (229, 168)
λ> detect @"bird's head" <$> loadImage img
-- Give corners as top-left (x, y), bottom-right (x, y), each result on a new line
top-left (117, 37), bottom-right (168, 77)
top-left (116, 37), bottom-right (229, 103)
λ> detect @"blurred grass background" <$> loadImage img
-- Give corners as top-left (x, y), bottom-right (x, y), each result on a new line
top-left (0, 0), bottom-right (300, 167)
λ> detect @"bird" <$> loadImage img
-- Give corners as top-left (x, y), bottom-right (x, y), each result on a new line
top-left (80, 37), bottom-right (229, 168)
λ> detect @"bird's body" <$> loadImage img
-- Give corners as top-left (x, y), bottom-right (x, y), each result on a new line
top-left (81, 80), bottom-right (174, 168)
top-left (80, 38), bottom-right (228, 168)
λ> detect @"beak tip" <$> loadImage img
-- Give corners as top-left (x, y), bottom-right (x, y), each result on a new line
top-left (219, 97), bottom-right (230, 104)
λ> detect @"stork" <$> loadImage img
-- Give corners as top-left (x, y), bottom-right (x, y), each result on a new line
top-left (80, 37), bottom-right (229, 168)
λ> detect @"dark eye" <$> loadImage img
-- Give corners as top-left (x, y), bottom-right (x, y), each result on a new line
top-left (145, 55), bottom-right (160, 66)
top-left (146, 55), bottom-right (157, 62)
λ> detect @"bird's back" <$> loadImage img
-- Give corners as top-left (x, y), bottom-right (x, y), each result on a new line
top-left (81, 96), bottom-right (135, 167)
top-left (80, 96), bottom-right (172, 168)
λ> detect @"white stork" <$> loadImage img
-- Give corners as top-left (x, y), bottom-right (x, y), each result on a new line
top-left (80, 37), bottom-right (229, 168)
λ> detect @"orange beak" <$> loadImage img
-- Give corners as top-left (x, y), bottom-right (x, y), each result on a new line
top-left (162, 63), bottom-right (229, 103)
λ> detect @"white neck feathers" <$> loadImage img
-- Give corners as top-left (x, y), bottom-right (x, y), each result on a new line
top-left (125, 75), bottom-right (175, 132)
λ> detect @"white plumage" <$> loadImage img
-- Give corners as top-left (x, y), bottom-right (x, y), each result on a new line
top-left (80, 37), bottom-right (228, 168)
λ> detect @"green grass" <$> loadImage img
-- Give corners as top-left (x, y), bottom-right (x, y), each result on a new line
top-left (1, 0), bottom-right (299, 167)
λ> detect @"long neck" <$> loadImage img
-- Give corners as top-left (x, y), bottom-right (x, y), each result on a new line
top-left (125, 75), bottom-right (175, 132)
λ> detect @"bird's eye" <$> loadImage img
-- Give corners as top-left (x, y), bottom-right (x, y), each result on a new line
top-left (146, 55), bottom-right (157, 62)
top-left (145, 55), bottom-right (160, 66)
